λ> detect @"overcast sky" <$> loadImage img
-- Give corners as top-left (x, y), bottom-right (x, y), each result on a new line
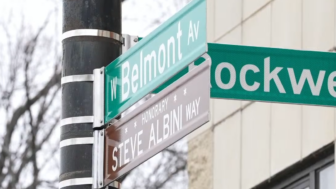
top-left (0, 0), bottom-right (188, 38)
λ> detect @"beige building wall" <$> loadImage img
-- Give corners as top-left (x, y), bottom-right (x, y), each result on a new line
top-left (188, 0), bottom-right (336, 189)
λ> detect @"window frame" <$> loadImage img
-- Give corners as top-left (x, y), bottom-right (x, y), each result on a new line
top-left (283, 176), bottom-right (309, 189)
top-left (254, 143), bottom-right (334, 189)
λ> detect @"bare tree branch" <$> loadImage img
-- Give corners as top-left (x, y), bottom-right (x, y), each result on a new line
top-left (0, 5), bottom-right (61, 188)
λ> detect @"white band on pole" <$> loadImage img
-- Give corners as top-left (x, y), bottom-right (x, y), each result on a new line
top-left (61, 74), bottom-right (94, 85)
top-left (60, 137), bottom-right (94, 148)
top-left (60, 116), bottom-right (94, 127)
top-left (62, 29), bottom-right (123, 43)
top-left (59, 177), bottom-right (92, 188)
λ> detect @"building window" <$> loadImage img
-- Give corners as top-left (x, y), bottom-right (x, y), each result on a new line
top-left (254, 143), bottom-right (334, 189)
top-left (318, 163), bottom-right (335, 189)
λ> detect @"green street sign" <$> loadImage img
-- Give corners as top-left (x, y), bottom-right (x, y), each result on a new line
top-left (211, 43), bottom-right (336, 106)
top-left (104, 0), bottom-right (207, 123)
top-left (154, 43), bottom-right (336, 106)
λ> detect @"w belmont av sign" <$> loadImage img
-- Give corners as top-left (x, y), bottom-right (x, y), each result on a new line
top-left (210, 43), bottom-right (336, 106)
top-left (104, 61), bottom-right (210, 184)
top-left (104, 0), bottom-right (207, 122)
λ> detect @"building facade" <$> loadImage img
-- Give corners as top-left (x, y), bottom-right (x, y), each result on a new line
top-left (187, 0), bottom-right (336, 188)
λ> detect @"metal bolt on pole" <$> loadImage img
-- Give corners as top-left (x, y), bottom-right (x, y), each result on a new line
top-left (60, 0), bottom-right (122, 189)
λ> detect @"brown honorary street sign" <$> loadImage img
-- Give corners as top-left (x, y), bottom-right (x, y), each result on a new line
top-left (104, 58), bottom-right (210, 185)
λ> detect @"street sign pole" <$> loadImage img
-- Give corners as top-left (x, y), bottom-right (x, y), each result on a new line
top-left (93, 68), bottom-right (111, 189)
top-left (60, 1), bottom-right (122, 189)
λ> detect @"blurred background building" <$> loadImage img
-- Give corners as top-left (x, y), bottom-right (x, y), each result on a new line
top-left (187, 0), bottom-right (336, 189)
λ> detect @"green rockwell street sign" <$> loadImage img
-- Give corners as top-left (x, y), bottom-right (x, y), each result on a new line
top-left (153, 43), bottom-right (336, 106)
top-left (105, 0), bottom-right (207, 123)
top-left (210, 43), bottom-right (336, 106)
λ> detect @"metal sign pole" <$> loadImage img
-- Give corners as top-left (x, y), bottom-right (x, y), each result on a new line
top-left (92, 35), bottom-right (139, 189)
top-left (93, 68), bottom-right (107, 189)
top-left (93, 68), bottom-right (122, 189)
top-left (60, 0), bottom-right (122, 188)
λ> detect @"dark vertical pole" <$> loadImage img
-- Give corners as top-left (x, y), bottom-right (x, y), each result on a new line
top-left (61, 1), bottom-right (121, 189)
